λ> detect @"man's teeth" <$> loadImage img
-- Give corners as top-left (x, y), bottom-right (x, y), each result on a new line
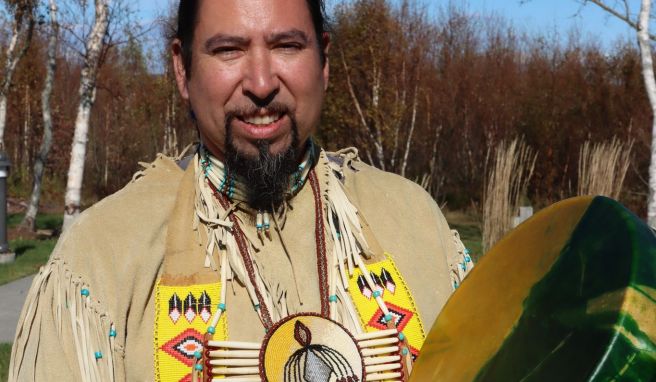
top-left (243, 114), bottom-right (280, 125)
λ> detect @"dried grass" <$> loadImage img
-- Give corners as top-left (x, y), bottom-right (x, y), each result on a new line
top-left (482, 138), bottom-right (537, 253)
top-left (577, 137), bottom-right (633, 200)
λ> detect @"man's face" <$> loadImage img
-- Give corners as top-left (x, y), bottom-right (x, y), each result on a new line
top-left (173, 0), bottom-right (329, 161)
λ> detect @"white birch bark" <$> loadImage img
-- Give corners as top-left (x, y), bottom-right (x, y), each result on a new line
top-left (638, 0), bottom-right (656, 227)
top-left (370, 56), bottom-right (386, 170)
top-left (22, 0), bottom-right (58, 231)
top-left (400, 84), bottom-right (419, 178)
top-left (22, 85), bottom-right (30, 174)
top-left (390, 60), bottom-right (406, 170)
top-left (340, 50), bottom-right (386, 170)
top-left (62, 0), bottom-right (110, 231)
top-left (0, 7), bottom-right (34, 148)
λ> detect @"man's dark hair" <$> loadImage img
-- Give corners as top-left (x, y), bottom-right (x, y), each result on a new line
top-left (174, 0), bottom-right (328, 77)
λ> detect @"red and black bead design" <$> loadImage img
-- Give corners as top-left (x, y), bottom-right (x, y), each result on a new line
top-left (169, 293), bottom-right (182, 324)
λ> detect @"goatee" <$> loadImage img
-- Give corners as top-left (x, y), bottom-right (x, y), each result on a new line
top-left (224, 117), bottom-right (300, 211)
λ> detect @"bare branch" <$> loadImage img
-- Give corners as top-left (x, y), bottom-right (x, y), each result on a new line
top-left (584, 0), bottom-right (656, 40)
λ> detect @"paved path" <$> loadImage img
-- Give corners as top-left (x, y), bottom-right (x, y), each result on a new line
top-left (0, 275), bottom-right (34, 343)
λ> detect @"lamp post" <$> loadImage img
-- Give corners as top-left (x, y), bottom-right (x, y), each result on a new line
top-left (0, 150), bottom-right (14, 264)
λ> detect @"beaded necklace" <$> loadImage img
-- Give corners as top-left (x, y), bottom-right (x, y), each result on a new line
top-left (199, 144), bottom-right (313, 237)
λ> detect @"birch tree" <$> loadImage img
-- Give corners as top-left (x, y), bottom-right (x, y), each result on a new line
top-left (638, 0), bottom-right (656, 228)
top-left (0, 0), bottom-right (36, 148)
top-left (580, 0), bottom-right (656, 227)
top-left (21, 0), bottom-right (58, 231)
top-left (62, 0), bottom-right (110, 231)
top-left (328, 0), bottom-right (433, 174)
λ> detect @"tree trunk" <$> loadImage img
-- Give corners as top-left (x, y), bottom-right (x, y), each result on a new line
top-left (22, 85), bottom-right (31, 179)
top-left (340, 49), bottom-right (387, 171)
top-left (22, 0), bottom-right (58, 232)
top-left (370, 61), bottom-right (386, 171)
top-left (638, 0), bottom-right (656, 227)
top-left (63, 0), bottom-right (110, 231)
top-left (0, 12), bottom-right (34, 148)
top-left (400, 84), bottom-right (419, 178)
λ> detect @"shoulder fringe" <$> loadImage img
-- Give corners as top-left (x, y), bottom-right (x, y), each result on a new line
top-left (9, 258), bottom-right (119, 381)
top-left (449, 230), bottom-right (474, 290)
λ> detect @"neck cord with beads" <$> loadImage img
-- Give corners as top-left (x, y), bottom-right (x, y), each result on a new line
top-left (200, 144), bottom-right (314, 237)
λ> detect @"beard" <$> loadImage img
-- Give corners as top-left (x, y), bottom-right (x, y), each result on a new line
top-left (224, 107), bottom-right (300, 211)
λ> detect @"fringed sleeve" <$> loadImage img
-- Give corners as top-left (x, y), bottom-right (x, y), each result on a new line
top-left (448, 230), bottom-right (474, 290)
top-left (9, 257), bottom-right (121, 381)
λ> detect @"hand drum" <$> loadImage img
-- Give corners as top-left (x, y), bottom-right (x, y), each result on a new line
top-left (411, 196), bottom-right (656, 381)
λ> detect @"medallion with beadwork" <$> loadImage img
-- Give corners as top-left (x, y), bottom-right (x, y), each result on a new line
top-left (259, 314), bottom-right (364, 382)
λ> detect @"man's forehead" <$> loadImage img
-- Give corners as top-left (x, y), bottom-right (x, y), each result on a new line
top-left (194, 0), bottom-right (315, 38)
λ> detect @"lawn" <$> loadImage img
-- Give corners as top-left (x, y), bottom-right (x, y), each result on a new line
top-left (0, 213), bottom-right (61, 286)
top-left (0, 238), bottom-right (56, 286)
top-left (444, 209), bottom-right (483, 262)
top-left (0, 343), bottom-right (9, 381)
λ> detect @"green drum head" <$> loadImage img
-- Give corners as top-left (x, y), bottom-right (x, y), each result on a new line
top-left (412, 196), bottom-right (656, 381)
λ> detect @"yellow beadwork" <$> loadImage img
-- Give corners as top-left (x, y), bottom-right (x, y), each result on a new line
top-left (348, 255), bottom-right (426, 358)
top-left (154, 281), bottom-right (227, 382)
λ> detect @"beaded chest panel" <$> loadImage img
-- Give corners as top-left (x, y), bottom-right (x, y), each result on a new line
top-left (154, 282), bottom-right (228, 382)
top-left (347, 256), bottom-right (426, 361)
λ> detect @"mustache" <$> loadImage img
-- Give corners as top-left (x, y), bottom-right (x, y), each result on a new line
top-left (225, 102), bottom-right (292, 123)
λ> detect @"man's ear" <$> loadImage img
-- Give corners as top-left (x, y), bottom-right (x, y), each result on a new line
top-left (321, 32), bottom-right (331, 91)
top-left (172, 39), bottom-right (190, 101)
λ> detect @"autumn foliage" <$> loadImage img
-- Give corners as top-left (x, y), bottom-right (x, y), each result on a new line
top-left (0, 0), bottom-right (650, 215)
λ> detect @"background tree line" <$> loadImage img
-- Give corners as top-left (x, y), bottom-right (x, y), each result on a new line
top-left (0, 0), bottom-right (651, 225)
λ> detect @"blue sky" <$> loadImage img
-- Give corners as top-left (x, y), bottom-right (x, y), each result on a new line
top-left (459, 0), bottom-right (635, 46)
top-left (134, 0), bottom-right (638, 55)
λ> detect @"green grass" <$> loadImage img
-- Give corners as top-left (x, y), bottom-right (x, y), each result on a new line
top-left (0, 343), bottom-right (10, 381)
top-left (0, 238), bottom-right (56, 286)
top-left (445, 210), bottom-right (483, 262)
top-left (0, 213), bottom-right (61, 286)
top-left (7, 213), bottom-right (62, 232)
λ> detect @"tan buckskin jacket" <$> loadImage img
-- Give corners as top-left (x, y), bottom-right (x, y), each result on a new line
top-left (9, 151), bottom-right (467, 381)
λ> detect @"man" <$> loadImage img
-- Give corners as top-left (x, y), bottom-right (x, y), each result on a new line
top-left (9, 0), bottom-right (471, 380)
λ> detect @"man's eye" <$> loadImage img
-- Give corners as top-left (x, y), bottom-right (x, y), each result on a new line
top-left (213, 47), bottom-right (242, 57)
top-left (276, 43), bottom-right (303, 51)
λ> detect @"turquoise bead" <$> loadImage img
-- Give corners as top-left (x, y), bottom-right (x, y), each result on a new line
top-left (109, 329), bottom-right (116, 338)
top-left (94, 351), bottom-right (102, 359)
top-left (253, 304), bottom-right (260, 310)
top-left (384, 314), bottom-right (393, 322)
top-left (81, 289), bottom-right (90, 297)
top-left (194, 364), bottom-right (203, 371)
top-left (373, 290), bottom-right (382, 298)
top-left (207, 326), bottom-right (216, 335)
top-left (218, 303), bottom-right (226, 310)
top-left (464, 248), bottom-right (471, 255)
top-left (398, 332), bottom-right (405, 341)
top-left (402, 347), bottom-right (409, 356)
top-left (194, 351), bottom-right (202, 359)
top-left (329, 295), bottom-right (338, 302)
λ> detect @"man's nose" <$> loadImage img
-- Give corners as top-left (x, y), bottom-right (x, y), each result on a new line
top-left (242, 51), bottom-right (280, 105)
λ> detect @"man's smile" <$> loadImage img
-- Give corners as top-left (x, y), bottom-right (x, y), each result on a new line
top-left (233, 112), bottom-right (289, 141)
top-left (239, 112), bottom-right (283, 126)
